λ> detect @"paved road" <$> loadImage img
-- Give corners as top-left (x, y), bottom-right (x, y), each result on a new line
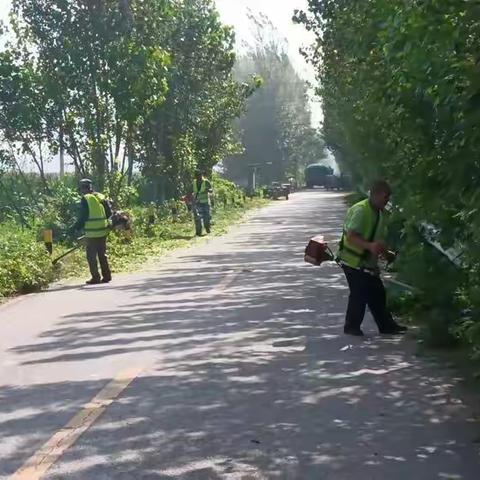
top-left (0, 191), bottom-right (479, 480)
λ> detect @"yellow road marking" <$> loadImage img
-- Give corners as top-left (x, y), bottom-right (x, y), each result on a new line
top-left (11, 367), bottom-right (143, 480)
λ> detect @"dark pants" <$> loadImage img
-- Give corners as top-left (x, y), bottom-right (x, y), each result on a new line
top-left (343, 265), bottom-right (395, 331)
top-left (194, 203), bottom-right (211, 235)
top-left (86, 236), bottom-right (111, 281)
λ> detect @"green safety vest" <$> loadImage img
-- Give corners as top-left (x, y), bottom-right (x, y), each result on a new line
top-left (84, 193), bottom-right (109, 238)
top-left (193, 179), bottom-right (210, 204)
top-left (337, 199), bottom-right (384, 269)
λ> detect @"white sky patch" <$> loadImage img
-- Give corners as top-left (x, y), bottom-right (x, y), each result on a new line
top-left (216, 0), bottom-right (313, 75)
top-left (216, 0), bottom-right (322, 124)
top-left (0, 0), bottom-right (10, 25)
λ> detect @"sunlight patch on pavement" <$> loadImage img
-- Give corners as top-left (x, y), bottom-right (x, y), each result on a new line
top-left (313, 363), bottom-right (413, 380)
top-left (303, 386), bottom-right (362, 405)
top-left (159, 456), bottom-right (268, 479)
top-left (10, 367), bottom-right (143, 480)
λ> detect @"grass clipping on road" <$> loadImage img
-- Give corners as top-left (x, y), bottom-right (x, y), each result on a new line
top-left (53, 198), bottom-right (267, 282)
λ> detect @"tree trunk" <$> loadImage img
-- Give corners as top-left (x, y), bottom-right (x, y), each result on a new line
top-left (118, 0), bottom-right (133, 30)
top-left (59, 125), bottom-right (65, 177)
top-left (23, 139), bottom-right (51, 195)
top-left (126, 123), bottom-right (134, 186)
top-left (0, 177), bottom-right (31, 229)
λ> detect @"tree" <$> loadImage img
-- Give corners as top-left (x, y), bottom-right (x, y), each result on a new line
top-left (224, 14), bottom-right (325, 186)
top-left (8, 0), bottom-right (171, 185)
top-left (0, 49), bottom-right (54, 192)
top-left (0, 0), bottom-right (257, 200)
top-left (295, 0), bottom-right (480, 353)
top-left (137, 0), bottom-right (258, 195)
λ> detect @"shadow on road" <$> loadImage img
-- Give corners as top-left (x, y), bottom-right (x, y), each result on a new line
top-left (1, 192), bottom-right (478, 479)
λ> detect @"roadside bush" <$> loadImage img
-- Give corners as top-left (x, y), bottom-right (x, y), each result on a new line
top-left (391, 227), bottom-right (465, 347)
top-left (38, 183), bottom-right (81, 242)
top-left (0, 174), bottom-right (261, 297)
top-left (213, 174), bottom-right (245, 207)
top-left (453, 281), bottom-right (480, 360)
top-left (104, 172), bottom-right (140, 210)
top-left (298, 0), bottom-right (480, 358)
top-left (0, 223), bottom-right (54, 297)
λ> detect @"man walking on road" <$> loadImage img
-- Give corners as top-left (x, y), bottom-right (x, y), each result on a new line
top-left (73, 179), bottom-right (112, 285)
top-left (192, 170), bottom-right (213, 237)
top-left (337, 180), bottom-right (408, 336)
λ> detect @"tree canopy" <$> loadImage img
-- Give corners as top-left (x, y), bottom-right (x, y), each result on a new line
top-left (224, 15), bottom-right (326, 186)
top-left (296, 0), bottom-right (480, 354)
top-left (0, 0), bottom-right (258, 194)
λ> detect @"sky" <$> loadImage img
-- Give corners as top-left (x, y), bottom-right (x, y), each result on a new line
top-left (0, 1), bottom-right (8, 25)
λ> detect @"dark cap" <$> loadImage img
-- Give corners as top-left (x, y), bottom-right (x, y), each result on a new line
top-left (79, 178), bottom-right (93, 192)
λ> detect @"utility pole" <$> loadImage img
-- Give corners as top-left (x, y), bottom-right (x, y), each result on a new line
top-left (247, 162), bottom-right (273, 194)
top-left (247, 164), bottom-right (261, 193)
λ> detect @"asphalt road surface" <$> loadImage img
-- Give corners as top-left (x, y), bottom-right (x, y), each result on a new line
top-left (0, 191), bottom-right (479, 480)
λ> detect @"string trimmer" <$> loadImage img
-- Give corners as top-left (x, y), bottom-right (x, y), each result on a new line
top-left (51, 211), bottom-right (132, 266)
top-left (304, 235), bottom-right (417, 293)
top-left (52, 236), bottom-right (86, 265)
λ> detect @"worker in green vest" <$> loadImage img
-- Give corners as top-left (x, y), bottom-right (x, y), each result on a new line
top-left (337, 180), bottom-right (407, 336)
top-left (192, 170), bottom-right (213, 236)
top-left (73, 179), bottom-right (112, 285)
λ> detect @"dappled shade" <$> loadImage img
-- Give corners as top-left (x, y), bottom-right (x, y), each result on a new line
top-left (0, 192), bottom-right (478, 479)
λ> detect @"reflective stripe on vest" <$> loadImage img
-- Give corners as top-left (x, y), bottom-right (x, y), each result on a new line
top-left (193, 179), bottom-right (209, 204)
top-left (337, 199), bottom-right (383, 268)
top-left (84, 193), bottom-right (109, 238)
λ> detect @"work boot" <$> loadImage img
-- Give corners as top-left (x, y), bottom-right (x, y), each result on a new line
top-left (379, 323), bottom-right (408, 335)
top-left (86, 278), bottom-right (101, 285)
top-left (344, 326), bottom-right (364, 337)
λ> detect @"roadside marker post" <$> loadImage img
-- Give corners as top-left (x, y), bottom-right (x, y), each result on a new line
top-left (43, 229), bottom-right (53, 255)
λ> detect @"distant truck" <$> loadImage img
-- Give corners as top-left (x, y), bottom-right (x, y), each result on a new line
top-left (305, 164), bottom-right (334, 188)
top-left (325, 175), bottom-right (342, 191)
top-left (325, 174), bottom-right (352, 191)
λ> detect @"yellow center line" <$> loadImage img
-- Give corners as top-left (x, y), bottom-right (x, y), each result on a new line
top-left (10, 366), bottom-right (143, 480)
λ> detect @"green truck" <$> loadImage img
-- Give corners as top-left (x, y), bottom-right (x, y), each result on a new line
top-left (305, 164), bottom-right (334, 188)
